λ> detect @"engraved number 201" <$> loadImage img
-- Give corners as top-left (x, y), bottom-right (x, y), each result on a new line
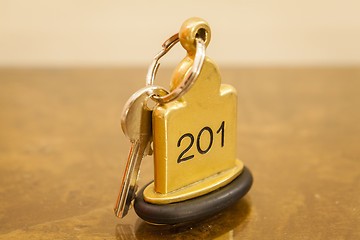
top-left (177, 121), bottom-right (225, 163)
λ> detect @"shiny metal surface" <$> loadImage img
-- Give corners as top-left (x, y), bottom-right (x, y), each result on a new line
top-left (120, 86), bottom-right (168, 142)
top-left (144, 18), bottom-right (241, 203)
top-left (147, 38), bottom-right (205, 104)
top-left (143, 160), bottom-right (243, 204)
top-left (146, 33), bottom-right (179, 86)
top-left (115, 86), bottom-right (168, 217)
top-left (145, 19), bottom-right (208, 104)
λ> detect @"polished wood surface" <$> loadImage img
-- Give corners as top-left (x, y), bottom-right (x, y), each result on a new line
top-left (0, 67), bottom-right (359, 239)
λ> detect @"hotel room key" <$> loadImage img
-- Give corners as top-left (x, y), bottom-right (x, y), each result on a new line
top-left (114, 86), bottom-right (168, 218)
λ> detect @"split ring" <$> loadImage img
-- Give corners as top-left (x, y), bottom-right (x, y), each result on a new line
top-left (145, 33), bottom-right (206, 104)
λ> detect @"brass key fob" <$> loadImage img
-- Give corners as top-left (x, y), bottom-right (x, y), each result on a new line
top-left (115, 17), bottom-right (253, 225)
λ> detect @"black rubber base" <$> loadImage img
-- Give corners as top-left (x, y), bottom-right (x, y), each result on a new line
top-left (134, 166), bottom-right (253, 225)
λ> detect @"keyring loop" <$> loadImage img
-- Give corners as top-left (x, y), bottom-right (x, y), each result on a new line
top-left (145, 33), bottom-right (206, 104)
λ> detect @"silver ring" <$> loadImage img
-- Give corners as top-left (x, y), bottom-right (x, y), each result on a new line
top-left (145, 33), bottom-right (206, 104)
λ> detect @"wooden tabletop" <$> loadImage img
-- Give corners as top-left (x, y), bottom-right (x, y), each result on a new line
top-left (0, 67), bottom-right (359, 239)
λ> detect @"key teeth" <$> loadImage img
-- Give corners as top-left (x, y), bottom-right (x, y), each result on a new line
top-left (144, 139), bottom-right (153, 156)
top-left (114, 204), bottom-right (130, 219)
top-left (114, 207), bottom-right (124, 218)
top-left (135, 184), bottom-right (139, 193)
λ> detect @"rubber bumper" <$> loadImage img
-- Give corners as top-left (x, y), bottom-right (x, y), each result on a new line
top-left (134, 166), bottom-right (253, 225)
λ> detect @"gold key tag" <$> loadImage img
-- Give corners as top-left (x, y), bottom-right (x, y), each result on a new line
top-left (123, 18), bottom-right (252, 225)
top-left (143, 18), bottom-right (244, 204)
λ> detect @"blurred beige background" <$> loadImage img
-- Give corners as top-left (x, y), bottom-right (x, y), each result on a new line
top-left (0, 0), bottom-right (360, 67)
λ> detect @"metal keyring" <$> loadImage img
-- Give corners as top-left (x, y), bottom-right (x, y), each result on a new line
top-left (145, 33), bottom-right (206, 104)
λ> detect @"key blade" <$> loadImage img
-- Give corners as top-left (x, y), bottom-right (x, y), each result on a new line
top-left (115, 86), bottom-right (169, 219)
top-left (114, 141), bottom-right (144, 218)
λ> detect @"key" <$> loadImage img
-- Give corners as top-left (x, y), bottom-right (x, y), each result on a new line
top-left (114, 86), bottom-right (168, 218)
